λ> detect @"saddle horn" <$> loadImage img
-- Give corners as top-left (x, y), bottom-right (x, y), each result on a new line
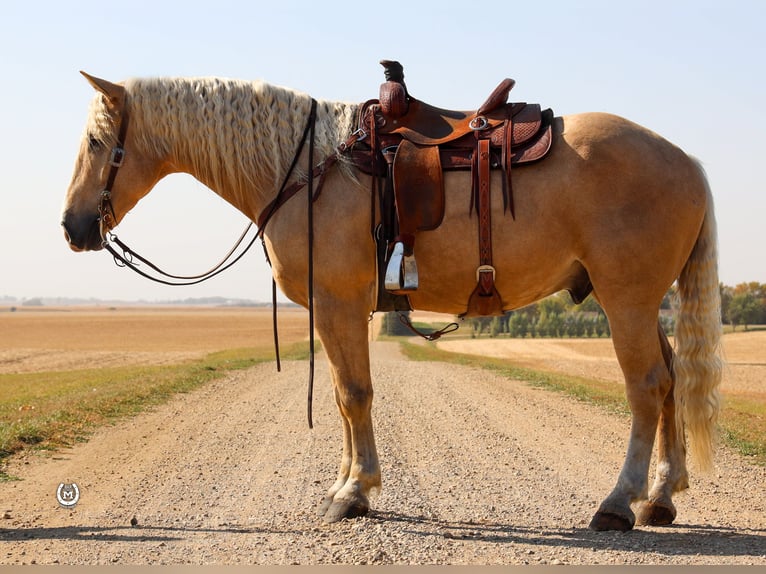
top-left (379, 60), bottom-right (409, 118)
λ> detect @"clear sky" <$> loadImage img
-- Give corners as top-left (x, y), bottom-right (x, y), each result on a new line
top-left (1, 0), bottom-right (763, 303)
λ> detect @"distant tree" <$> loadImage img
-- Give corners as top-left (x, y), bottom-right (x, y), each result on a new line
top-left (578, 295), bottom-right (603, 314)
top-left (723, 282), bottom-right (766, 329)
top-left (508, 312), bottom-right (530, 338)
top-left (728, 292), bottom-right (760, 331)
top-left (720, 283), bottom-right (733, 324)
top-left (538, 296), bottom-right (567, 318)
top-left (661, 284), bottom-right (677, 310)
top-left (489, 315), bottom-right (508, 338)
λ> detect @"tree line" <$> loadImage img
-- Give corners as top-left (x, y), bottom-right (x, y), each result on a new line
top-left (721, 282), bottom-right (766, 331)
top-left (381, 281), bottom-right (766, 338)
top-left (460, 292), bottom-right (619, 339)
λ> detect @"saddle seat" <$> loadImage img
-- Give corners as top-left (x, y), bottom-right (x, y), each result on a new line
top-left (379, 96), bottom-right (548, 149)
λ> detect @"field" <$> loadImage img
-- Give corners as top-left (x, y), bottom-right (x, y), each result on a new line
top-left (0, 306), bottom-right (310, 374)
top-left (2, 306), bottom-right (763, 466)
top-left (416, 311), bottom-right (766, 464)
top-left (432, 319), bottom-right (766, 399)
top-left (0, 306), bottom-right (311, 463)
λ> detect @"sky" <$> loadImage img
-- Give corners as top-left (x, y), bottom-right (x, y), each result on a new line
top-left (0, 0), bottom-right (763, 303)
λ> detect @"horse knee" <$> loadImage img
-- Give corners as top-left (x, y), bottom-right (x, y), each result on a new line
top-left (335, 381), bottom-right (373, 417)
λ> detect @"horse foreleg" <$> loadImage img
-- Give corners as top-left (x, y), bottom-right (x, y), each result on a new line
top-left (314, 300), bottom-right (380, 523)
top-left (590, 310), bottom-right (672, 532)
top-left (317, 384), bottom-right (353, 516)
top-left (635, 323), bottom-right (689, 526)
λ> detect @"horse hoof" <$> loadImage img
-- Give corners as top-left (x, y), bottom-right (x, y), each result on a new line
top-left (322, 499), bottom-right (369, 523)
top-left (588, 511), bottom-right (634, 532)
top-left (317, 496), bottom-right (334, 518)
top-left (636, 500), bottom-right (677, 526)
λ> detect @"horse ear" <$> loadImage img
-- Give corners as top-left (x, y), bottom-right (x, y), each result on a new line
top-left (80, 71), bottom-right (125, 106)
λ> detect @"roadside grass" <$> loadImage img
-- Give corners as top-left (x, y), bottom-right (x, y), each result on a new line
top-left (399, 340), bottom-right (766, 467)
top-left (0, 343), bottom-right (309, 480)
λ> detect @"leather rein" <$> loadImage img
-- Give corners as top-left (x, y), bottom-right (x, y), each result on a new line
top-left (97, 109), bottom-right (260, 286)
top-left (97, 98), bottom-right (328, 428)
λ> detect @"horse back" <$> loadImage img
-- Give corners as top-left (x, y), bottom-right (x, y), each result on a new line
top-left (405, 112), bottom-right (708, 315)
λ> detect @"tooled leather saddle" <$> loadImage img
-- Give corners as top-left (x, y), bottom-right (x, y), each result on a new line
top-left (350, 60), bottom-right (554, 317)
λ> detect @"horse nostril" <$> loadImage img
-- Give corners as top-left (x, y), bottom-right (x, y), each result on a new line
top-left (60, 212), bottom-right (101, 252)
top-left (61, 219), bottom-right (73, 244)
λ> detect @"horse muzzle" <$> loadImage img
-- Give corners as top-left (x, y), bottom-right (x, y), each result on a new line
top-left (61, 210), bottom-right (104, 252)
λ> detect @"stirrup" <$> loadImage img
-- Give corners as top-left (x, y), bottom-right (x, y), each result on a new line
top-left (402, 254), bottom-right (419, 290)
top-left (384, 241), bottom-right (419, 291)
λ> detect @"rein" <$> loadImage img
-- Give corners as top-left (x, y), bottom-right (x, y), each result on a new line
top-left (97, 109), bottom-right (260, 286)
top-left (98, 97), bottom-right (323, 428)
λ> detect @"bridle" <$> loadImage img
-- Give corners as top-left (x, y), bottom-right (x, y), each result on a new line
top-left (97, 107), bottom-right (261, 286)
top-left (95, 95), bottom-right (327, 427)
top-left (96, 107), bottom-right (128, 241)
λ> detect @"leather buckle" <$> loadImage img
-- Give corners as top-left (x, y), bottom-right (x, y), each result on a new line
top-left (476, 264), bottom-right (495, 281)
top-left (109, 146), bottom-right (126, 167)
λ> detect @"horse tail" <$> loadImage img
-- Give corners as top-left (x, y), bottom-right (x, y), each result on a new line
top-left (673, 162), bottom-right (723, 471)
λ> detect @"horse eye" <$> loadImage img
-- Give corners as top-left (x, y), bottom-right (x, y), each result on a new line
top-left (87, 135), bottom-right (102, 152)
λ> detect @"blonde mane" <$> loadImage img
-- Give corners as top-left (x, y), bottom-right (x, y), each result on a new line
top-left (87, 76), bottom-right (358, 213)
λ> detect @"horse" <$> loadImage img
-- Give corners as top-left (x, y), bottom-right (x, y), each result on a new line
top-left (61, 71), bottom-right (723, 532)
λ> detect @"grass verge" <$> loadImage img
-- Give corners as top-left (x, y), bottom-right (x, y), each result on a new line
top-left (0, 343), bottom-right (310, 480)
top-left (400, 340), bottom-right (766, 466)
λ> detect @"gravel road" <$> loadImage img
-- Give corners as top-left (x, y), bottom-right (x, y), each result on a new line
top-left (1, 342), bottom-right (764, 565)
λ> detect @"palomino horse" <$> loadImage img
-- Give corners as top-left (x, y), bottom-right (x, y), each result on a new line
top-left (61, 72), bottom-right (722, 531)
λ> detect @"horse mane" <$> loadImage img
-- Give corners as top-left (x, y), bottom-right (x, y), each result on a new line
top-left (87, 76), bottom-right (358, 209)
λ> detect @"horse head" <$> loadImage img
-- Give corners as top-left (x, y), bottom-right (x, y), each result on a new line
top-left (61, 72), bottom-right (168, 251)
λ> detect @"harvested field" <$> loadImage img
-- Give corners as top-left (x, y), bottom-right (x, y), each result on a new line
top-left (0, 306), bottom-right (309, 373)
top-left (431, 319), bottom-right (765, 399)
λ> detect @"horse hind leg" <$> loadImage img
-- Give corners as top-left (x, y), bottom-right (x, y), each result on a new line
top-left (635, 322), bottom-right (689, 526)
top-left (589, 305), bottom-right (674, 532)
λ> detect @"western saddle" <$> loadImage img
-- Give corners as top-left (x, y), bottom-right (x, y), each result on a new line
top-left (350, 61), bottom-right (554, 317)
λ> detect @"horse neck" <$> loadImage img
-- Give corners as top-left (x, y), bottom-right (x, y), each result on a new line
top-left (126, 77), bottom-right (357, 220)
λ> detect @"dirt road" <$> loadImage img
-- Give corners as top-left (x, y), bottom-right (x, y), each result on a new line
top-left (1, 342), bottom-right (764, 565)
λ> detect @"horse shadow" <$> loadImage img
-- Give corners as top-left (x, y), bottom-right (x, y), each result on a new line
top-left (367, 510), bottom-right (766, 560)
top-left (2, 512), bottom-right (764, 561)
top-left (0, 522), bottom-right (280, 544)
